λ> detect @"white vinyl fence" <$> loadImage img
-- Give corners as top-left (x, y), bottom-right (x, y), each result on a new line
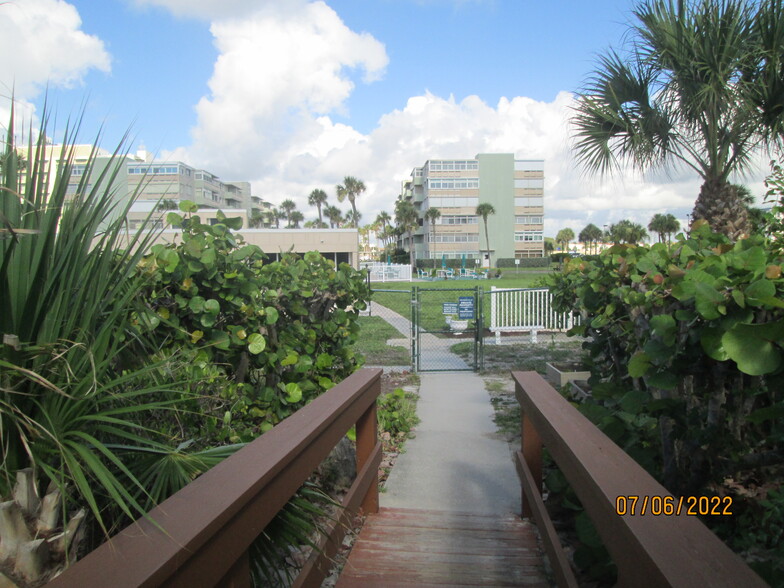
top-left (488, 287), bottom-right (579, 343)
top-left (360, 262), bottom-right (413, 282)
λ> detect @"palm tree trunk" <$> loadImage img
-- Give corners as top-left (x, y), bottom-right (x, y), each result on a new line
top-left (484, 219), bottom-right (490, 264)
top-left (692, 178), bottom-right (750, 240)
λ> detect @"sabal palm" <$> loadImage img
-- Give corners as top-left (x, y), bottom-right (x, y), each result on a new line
top-left (475, 203), bottom-right (495, 264)
top-left (289, 210), bottom-right (304, 228)
top-left (308, 189), bottom-right (328, 224)
top-left (424, 207), bottom-right (441, 268)
top-left (335, 176), bottom-right (365, 227)
top-left (608, 219), bottom-right (649, 244)
top-left (375, 211), bottom-right (391, 230)
top-left (648, 213), bottom-right (680, 243)
top-left (579, 223), bottom-right (604, 254)
top-left (395, 200), bottom-right (419, 267)
top-left (279, 199), bottom-right (297, 222)
top-left (556, 228), bottom-right (575, 252)
top-left (572, 0), bottom-right (784, 240)
top-left (324, 205), bottom-right (343, 228)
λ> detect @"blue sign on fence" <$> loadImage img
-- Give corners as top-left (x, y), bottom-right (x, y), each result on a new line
top-left (442, 302), bottom-right (458, 315)
top-left (458, 296), bottom-right (475, 319)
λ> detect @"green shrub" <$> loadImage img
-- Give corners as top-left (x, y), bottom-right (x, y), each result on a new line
top-left (135, 202), bottom-right (371, 444)
top-left (547, 218), bottom-right (784, 581)
top-left (549, 221), bottom-right (784, 494)
top-left (377, 387), bottom-right (420, 438)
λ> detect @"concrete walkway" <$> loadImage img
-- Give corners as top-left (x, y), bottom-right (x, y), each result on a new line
top-left (382, 369), bottom-right (520, 516)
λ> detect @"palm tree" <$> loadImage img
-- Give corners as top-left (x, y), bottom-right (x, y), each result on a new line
top-left (270, 208), bottom-right (284, 229)
top-left (556, 228), bottom-right (575, 253)
top-left (279, 199), bottom-right (296, 224)
top-left (335, 176), bottom-right (366, 227)
top-left (395, 199), bottom-right (420, 268)
top-left (608, 219), bottom-right (649, 244)
top-left (345, 209), bottom-right (362, 228)
top-left (324, 205), bottom-right (343, 229)
top-left (424, 207), bottom-right (441, 269)
top-left (248, 209), bottom-right (265, 228)
top-left (375, 211), bottom-right (391, 231)
top-left (648, 213), bottom-right (681, 243)
top-left (572, 0), bottom-right (784, 240)
top-left (308, 189), bottom-right (328, 225)
top-left (579, 223), bottom-right (604, 254)
top-left (475, 203), bottom-right (496, 265)
top-left (288, 210), bottom-right (304, 228)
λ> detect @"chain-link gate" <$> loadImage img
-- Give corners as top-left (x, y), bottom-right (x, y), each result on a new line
top-left (362, 289), bottom-right (414, 369)
top-left (412, 286), bottom-right (482, 372)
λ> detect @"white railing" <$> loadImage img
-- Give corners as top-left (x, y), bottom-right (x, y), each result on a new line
top-left (360, 262), bottom-right (413, 282)
top-left (488, 287), bottom-right (578, 343)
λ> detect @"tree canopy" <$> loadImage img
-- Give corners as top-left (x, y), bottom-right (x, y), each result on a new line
top-left (572, 0), bottom-right (784, 240)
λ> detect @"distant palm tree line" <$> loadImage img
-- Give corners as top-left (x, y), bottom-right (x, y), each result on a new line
top-left (261, 176), bottom-right (366, 229)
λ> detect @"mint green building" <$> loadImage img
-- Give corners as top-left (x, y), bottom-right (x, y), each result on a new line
top-left (400, 154), bottom-right (544, 266)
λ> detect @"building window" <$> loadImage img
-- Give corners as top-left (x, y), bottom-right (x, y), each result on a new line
top-left (437, 215), bottom-right (478, 225)
top-left (428, 197), bottom-right (479, 208)
top-left (514, 160), bottom-right (544, 172)
top-left (71, 165), bottom-right (85, 176)
top-left (428, 160), bottom-right (478, 172)
top-left (514, 178), bottom-right (544, 189)
top-left (515, 216), bottom-right (543, 224)
top-left (433, 233), bottom-right (479, 243)
top-left (515, 197), bottom-right (544, 207)
top-left (515, 231), bottom-right (544, 242)
top-left (128, 165), bottom-right (179, 175)
top-left (427, 178), bottom-right (479, 190)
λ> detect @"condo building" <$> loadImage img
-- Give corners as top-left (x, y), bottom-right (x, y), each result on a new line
top-left (400, 154), bottom-right (544, 265)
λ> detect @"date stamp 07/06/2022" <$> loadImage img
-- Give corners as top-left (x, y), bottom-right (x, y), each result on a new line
top-left (615, 495), bottom-right (733, 517)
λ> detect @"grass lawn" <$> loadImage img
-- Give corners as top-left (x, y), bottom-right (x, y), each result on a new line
top-left (355, 316), bottom-right (410, 365)
top-left (368, 269), bottom-right (556, 334)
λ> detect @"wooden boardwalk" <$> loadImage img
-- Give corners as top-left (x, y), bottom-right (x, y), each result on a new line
top-left (336, 507), bottom-right (549, 587)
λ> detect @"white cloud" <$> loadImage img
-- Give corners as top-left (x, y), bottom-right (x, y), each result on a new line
top-left (0, 0), bottom-right (110, 99)
top-left (166, 2), bottom-right (770, 238)
top-left (133, 0), bottom-right (314, 22)
top-left (169, 1), bottom-right (387, 189)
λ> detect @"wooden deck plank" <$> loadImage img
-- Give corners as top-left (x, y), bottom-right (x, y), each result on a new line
top-left (337, 508), bottom-right (550, 587)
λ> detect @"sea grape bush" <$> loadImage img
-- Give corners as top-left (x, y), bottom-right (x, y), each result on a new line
top-left (134, 201), bottom-right (370, 443)
top-left (548, 220), bottom-right (784, 495)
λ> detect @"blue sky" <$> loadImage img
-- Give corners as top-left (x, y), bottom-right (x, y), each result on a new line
top-left (0, 0), bottom-right (770, 236)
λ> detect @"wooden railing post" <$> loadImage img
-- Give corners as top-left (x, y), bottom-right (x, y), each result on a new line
top-left (356, 375), bottom-right (380, 514)
top-left (520, 382), bottom-right (543, 518)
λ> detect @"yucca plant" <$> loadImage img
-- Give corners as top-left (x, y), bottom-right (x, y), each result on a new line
top-left (0, 106), bottom-right (226, 583)
top-left (0, 106), bottom-right (344, 586)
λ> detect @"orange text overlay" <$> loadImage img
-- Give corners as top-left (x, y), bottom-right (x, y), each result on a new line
top-left (615, 495), bottom-right (733, 516)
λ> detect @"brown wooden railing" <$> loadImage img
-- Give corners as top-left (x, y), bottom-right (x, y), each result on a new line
top-left (513, 370), bottom-right (766, 588)
top-left (48, 368), bottom-right (383, 588)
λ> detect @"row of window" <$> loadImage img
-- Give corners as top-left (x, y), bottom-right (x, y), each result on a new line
top-left (515, 197), bottom-right (544, 207)
top-left (127, 164), bottom-right (195, 177)
top-left (427, 160), bottom-right (478, 172)
top-left (514, 160), bottom-right (544, 172)
top-left (436, 215), bottom-right (478, 225)
top-left (422, 251), bottom-right (479, 260)
top-left (428, 196), bottom-right (480, 208)
top-left (515, 249), bottom-right (545, 258)
top-left (516, 216), bottom-right (543, 224)
top-left (515, 231), bottom-right (544, 242)
top-left (432, 234), bottom-right (479, 243)
top-left (514, 179), bottom-right (544, 189)
top-left (427, 178), bottom-right (480, 190)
